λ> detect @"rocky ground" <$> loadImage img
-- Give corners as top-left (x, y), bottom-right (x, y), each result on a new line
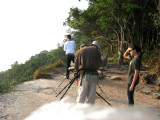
top-left (0, 65), bottom-right (160, 120)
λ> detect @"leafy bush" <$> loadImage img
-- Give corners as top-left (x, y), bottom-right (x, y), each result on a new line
top-left (142, 48), bottom-right (160, 75)
top-left (33, 68), bottom-right (52, 80)
top-left (142, 48), bottom-right (160, 66)
top-left (33, 60), bottom-right (65, 80)
top-left (42, 59), bottom-right (65, 72)
top-left (108, 52), bottom-right (119, 64)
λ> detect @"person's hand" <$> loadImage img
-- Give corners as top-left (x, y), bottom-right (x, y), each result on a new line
top-left (129, 85), bottom-right (134, 91)
top-left (127, 47), bottom-right (132, 52)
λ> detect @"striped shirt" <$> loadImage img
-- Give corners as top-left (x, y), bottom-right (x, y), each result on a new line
top-left (64, 40), bottom-right (76, 54)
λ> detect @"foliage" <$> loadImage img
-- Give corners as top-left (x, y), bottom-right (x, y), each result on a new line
top-left (33, 60), bottom-right (65, 80)
top-left (65, 0), bottom-right (159, 65)
top-left (33, 68), bottom-right (51, 80)
top-left (0, 45), bottom-right (65, 94)
top-left (142, 47), bottom-right (160, 74)
top-left (111, 52), bottom-right (119, 64)
top-left (42, 59), bottom-right (65, 72)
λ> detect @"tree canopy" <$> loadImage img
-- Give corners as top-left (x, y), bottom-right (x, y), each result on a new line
top-left (65, 0), bottom-right (160, 64)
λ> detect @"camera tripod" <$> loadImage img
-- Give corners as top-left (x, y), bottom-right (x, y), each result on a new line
top-left (56, 71), bottom-right (111, 106)
top-left (56, 72), bottom-right (79, 100)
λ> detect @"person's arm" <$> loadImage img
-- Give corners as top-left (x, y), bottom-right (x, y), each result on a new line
top-left (129, 69), bottom-right (139, 91)
top-left (124, 47), bottom-right (132, 59)
top-left (64, 42), bottom-right (67, 51)
top-left (74, 50), bottom-right (80, 72)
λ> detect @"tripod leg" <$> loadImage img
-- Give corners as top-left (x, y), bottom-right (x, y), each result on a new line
top-left (96, 92), bottom-right (111, 106)
top-left (60, 75), bottom-right (79, 100)
top-left (56, 79), bottom-right (74, 97)
top-left (97, 83), bottom-right (104, 93)
top-left (58, 79), bottom-right (66, 87)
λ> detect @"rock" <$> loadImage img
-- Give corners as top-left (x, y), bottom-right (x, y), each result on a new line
top-left (152, 93), bottom-right (160, 100)
top-left (156, 79), bottom-right (160, 91)
top-left (137, 87), bottom-right (152, 94)
top-left (110, 75), bottom-right (122, 81)
top-left (138, 87), bottom-right (160, 100)
top-left (141, 74), bottom-right (158, 85)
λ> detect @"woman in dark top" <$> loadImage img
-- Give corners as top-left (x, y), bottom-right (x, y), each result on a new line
top-left (124, 45), bottom-right (141, 105)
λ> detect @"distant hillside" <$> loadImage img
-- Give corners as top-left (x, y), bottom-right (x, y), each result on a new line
top-left (0, 45), bottom-right (65, 93)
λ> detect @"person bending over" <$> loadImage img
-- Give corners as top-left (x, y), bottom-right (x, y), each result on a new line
top-left (74, 41), bottom-right (101, 104)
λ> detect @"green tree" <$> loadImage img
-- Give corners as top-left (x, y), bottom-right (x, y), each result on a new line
top-left (65, 0), bottom-right (159, 64)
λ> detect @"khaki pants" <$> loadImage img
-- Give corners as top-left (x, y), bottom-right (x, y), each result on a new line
top-left (76, 79), bottom-right (97, 104)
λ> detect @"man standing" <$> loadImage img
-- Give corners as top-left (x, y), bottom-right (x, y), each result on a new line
top-left (64, 35), bottom-right (76, 79)
top-left (124, 45), bottom-right (141, 105)
top-left (74, 41), bottom-right (101, 104)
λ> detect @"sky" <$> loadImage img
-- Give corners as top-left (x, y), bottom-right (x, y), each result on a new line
top-left (0, 0), bottom-right (89, 72)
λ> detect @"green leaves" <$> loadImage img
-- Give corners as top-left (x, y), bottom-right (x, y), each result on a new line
top-left (0, 45), bottom-right (65, 94)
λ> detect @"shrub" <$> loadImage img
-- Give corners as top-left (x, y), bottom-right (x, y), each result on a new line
top-left (108, 53), bottom-right (118, 64)
top-left (33, 68), bottom-right (52, 80)
top-left (33, 68), bottom-right (42, 80)
top-left (33, 60), bottom-right (65, 80)
top-left (142, 48), bottom-right (160, 75)
top-left (43, 59), bottom-right (65, 72)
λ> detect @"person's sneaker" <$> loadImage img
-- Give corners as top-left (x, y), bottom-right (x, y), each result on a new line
top-left (64, 76), bottom-right (69, 79)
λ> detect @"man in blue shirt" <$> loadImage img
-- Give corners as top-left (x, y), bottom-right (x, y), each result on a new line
top-left (64, 35), bottom-right (76, 79)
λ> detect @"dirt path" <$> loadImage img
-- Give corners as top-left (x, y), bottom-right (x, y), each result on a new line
top-left (0, 65), bottom-right (160, 120)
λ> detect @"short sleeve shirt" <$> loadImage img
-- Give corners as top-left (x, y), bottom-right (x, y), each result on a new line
top-left (128, 56), bottom-right (141, 85)
top-left (63, 40), bottom-right (75, 54)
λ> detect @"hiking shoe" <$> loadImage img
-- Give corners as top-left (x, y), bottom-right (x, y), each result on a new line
top-left (64, 76), bottom-right (69, 79)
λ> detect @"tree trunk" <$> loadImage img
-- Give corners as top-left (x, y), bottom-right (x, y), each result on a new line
top-left (118, 27), bottom-right (124, 65)
top-left (108, 42), bottom-right (115, 55)
top-left (140, 29), bottom-right (144, 49)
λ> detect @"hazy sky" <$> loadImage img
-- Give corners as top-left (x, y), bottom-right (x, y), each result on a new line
top-left (0, 0), bottom-right (88, 72)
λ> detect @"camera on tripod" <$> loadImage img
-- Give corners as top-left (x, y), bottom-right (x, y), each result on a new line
top-left (68, 67), bottom-right (79, 77)
top-left (68, 67), bottom-right (75, 72)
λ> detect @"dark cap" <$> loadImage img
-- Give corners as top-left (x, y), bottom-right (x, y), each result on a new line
top-left (80, 44), bottom-right (86, 48)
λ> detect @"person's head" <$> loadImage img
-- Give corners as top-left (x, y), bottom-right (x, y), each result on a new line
top-left (80, 44), bottom-right (87, 50)
top-left (91, 41), bottom-right (99, 48)
top-left (129, 45), bottom-right (141, 57)
top-left (67, 35), bottom-right (71, 40)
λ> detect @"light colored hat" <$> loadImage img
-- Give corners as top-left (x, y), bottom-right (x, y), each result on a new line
top-left (92, 41), bottom-right (99, 48)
